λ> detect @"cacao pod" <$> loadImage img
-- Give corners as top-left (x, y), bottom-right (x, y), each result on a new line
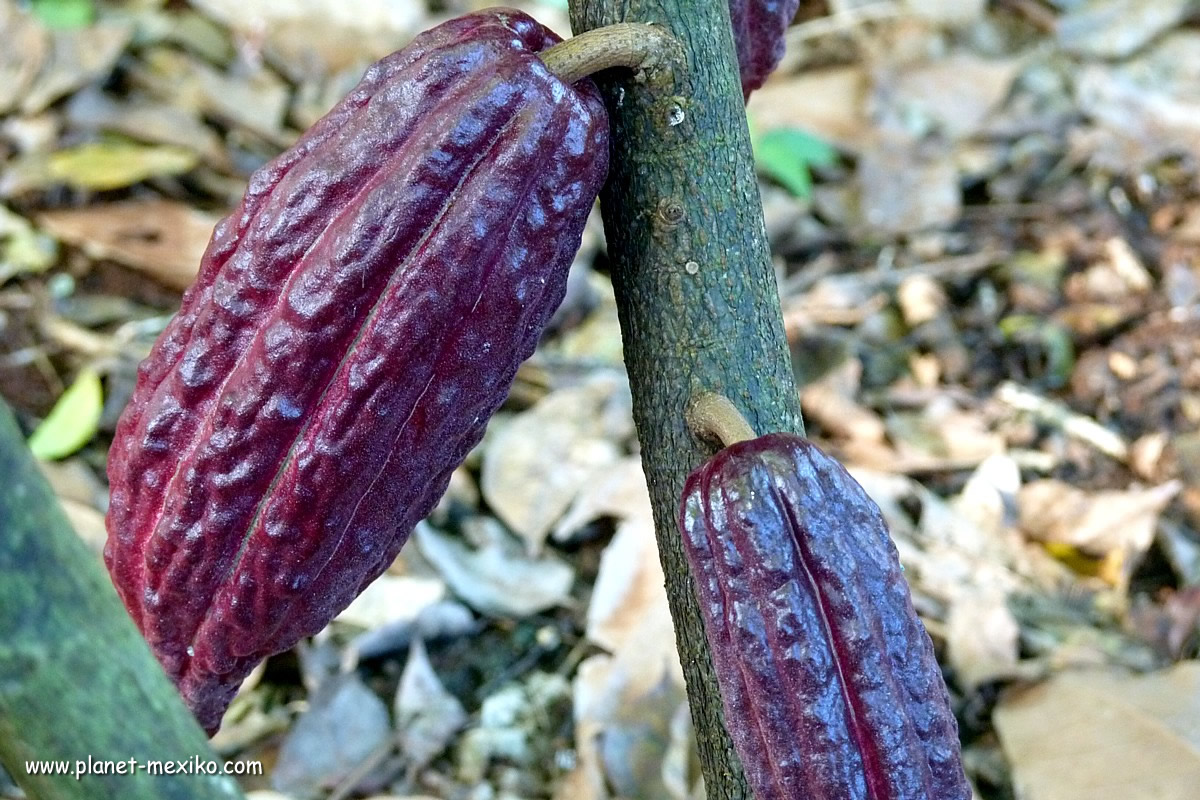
top-left (730, 0), bottom-right (801, 96)
top-left (679, 433), bottom-right (972, 800)
top-left (104, 8), bottom-right (608, 734)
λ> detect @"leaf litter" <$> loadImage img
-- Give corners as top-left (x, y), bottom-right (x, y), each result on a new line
top-left (2, 0), bottom-right (1200, 798)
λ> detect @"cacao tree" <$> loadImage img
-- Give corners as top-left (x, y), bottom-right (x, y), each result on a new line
top-left (0, 1), bottom-right (970, 799)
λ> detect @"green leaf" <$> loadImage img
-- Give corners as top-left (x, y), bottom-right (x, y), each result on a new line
top-left (998, 314), bottom-right (1075, 388)
top-left (30, 0), bottom-right (95, 29)
top-left (753, 128), bottom-right (839, 199)
top-left (46, 141), bottom-right (198, 191)
top-left (28, 368), bottom-right (104, 460)
top-left (0, 206), bottom-right (59, 284)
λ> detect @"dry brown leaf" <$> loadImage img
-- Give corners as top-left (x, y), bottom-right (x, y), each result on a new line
top-left (413, 521), bottom-right (574, 618)
top-left (0, 1), bottom-right (48, 115)
top-left (946, 588), bottom-right (1021, 690)
top-left (565, 634), bottom-right (687, 800)
top-left (800, 358), bottom-right (887, 445)
top-left (571, 506), bottom-right (686, 796)
top-left (746, 67), bottom-right (871, 152)
top-left (1018, 479), bottom-right (1181, 558)
top-left (849, 465), bottom-right (1056, 619)
top-left (897, 274), bottom-right (947, 326)
top-left (939, 457), bottom-right (1026, 689)
top-left (660, 701), bottom-right (695, 800)
top-left (36, 458), bottom-right (107, 552)
top-left (37, 456), bottom-right (105, 508)
top-left (65, 87), bottom-right (228, 169)
top-left (2, 141), bottom-right (200, 196)
top-left (37, 201), bottom-right (219, 290)
top-left (586, 515), bottom-right (670, 654)
top-left (395, 638), bottom-right (466, 769)
top-left (887, 399), bottom-right (1005, 466)
top-left (21, 22), bottom-right (132, 114)
top-left (1129, 587), bottom-right (1200, 659)
top-left (553, 271), bottom-right (625, 364)
top-left (553, 694), bottom-right (607, 800)
top-left (802, 384), bottom-right (887, 443)
top-left (566, 492), bottom-right (681, 800)
top-left (334, 574), bottom-right (445, 631)
top-left (344, 601), bottom-right (474, 667)
top-left (271, 673), bottom-right (392, 795)
top-left (598, 675), bottom-right (689, 800)
top-left (134, 48), bottom-right (290, 143)
top-left (855, 137), bottom-right (961, 235)
top-left (481, 377), bottom-right (628, 554)
top-left (1074, 33), bottom-right (1200, 170)
top-left (903, 0), bottom-right (987, 25)
top-left (884, 54), bottom-right (1022, 140)
top-left (994, 663), bottom-right (1200, 800)
top-left (854, 465), bottom-right (1032, 690)
top-left (786, 274), bottom-right (885, 323)
top-left (55, 497), bottom-right (105, 554)
top-left (190, 0), bottom-right (425, 80)
top-left (553, 455), bottom-right (652, 544)
top-left (952, 454), bottom-right (1022, 537)
top-left (1130, 432), bottom-right (1169, 481)
top-left (1057, 0), bottom-right (1191, 59)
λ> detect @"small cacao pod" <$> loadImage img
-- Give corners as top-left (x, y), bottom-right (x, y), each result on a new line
top-left (679, 433), bottom-right (971, 800)
top-left (730, 0), bottom-right (800, 96)
top-left (104, 8), bottom-right (608, 733)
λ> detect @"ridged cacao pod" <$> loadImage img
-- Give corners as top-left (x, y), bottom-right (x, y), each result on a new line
top-left (679, 433), bottom-right (971, 800)
top-left (730, 0), bottom-right (800, 96)
top-left (104, 8), bottom-right (608, 734)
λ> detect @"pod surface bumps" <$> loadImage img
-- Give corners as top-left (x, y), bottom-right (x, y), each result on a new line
top-left (679, 433), bottom-right (972, 800)
top-left (104, 8), bottom-right (609, 733)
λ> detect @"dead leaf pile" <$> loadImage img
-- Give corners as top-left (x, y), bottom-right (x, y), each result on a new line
top-left (3, 1), bottom-right (1200, 799)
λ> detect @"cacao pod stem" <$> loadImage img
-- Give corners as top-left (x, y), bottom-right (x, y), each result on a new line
top-left (686, 391), bottom-right (759, 448)
top-left (539, 22), bottom-right (682, 85)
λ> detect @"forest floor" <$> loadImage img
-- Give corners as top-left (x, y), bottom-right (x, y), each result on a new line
top-left (2, 1), bottom-right (1199, 799)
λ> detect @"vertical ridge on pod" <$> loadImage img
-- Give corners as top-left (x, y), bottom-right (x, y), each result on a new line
top-left (679, 433), bottom-right (972, 800)
top-left (105, 9), bottom-right (610, 734)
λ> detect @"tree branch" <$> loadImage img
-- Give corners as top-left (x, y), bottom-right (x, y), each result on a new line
top-left (566, 1), bottom-right (804, 797)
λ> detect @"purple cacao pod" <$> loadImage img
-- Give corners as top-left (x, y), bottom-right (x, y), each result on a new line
top-left (104, 8), bottom-right (609, 734)
top-left (730, 0), bottom-right (801, 96)
top-left (679, 433), bottom-right (972, 800)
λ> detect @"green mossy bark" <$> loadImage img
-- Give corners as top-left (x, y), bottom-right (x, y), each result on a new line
top-left (567, 1), bottom-right (805, 798)
top-left (0, 399), bottom-right (244, 800)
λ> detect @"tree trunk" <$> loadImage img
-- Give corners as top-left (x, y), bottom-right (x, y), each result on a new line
top-left (567, 1), bottom-right (805, 798)
top-left (0, 399), bottom-right (245, 800)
